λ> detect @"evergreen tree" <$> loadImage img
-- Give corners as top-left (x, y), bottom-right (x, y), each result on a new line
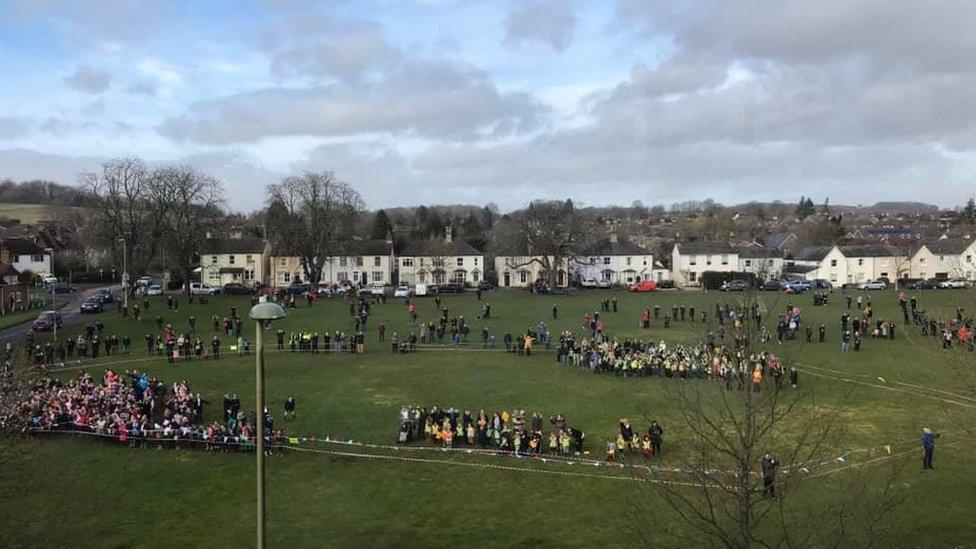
top-left (796, 196), bottom-right (816, 220)
top-left (962, 197), bottom-right (976, 227)
top-left (370, 209), bottom-right (392, 240)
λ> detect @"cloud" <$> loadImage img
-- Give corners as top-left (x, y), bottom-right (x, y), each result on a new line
top-left (0, 118), bottom-right (31, 139)
top-left (504, 0), bottom-right (577, 51)
top-left (262, 16), bottom-right (399, 81)
top-left (136, 57), bottom-right (183, 87)
top-left (65, 66), bottom-right (111, 93)
top-left (5, 0), bottom-right (169, 44)
top-left (126, 81), bottom-right (159, 97)
top-left (160, 59), bottom-right (547, 143)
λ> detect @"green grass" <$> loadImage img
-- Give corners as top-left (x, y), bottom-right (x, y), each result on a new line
top-left (3, 288), bottom-right (976, 547)
top-left (0, 202), bottom-right (83, 224)
top-left (0, 308), bottom-right (40, 330)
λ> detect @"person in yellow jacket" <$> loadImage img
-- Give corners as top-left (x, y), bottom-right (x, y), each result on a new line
top-left (523, 334), bottom-right (534, 356)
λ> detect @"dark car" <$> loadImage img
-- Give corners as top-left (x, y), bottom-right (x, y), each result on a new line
top-left (284, 283), bottom-right (312, 295)
top-left (436, 283), bottom-right (466, 294)
top-left (656, 279), bottom-right (675, 289)
top-left (476, 280), bottom-right (495, 290)
top-left (80, 297), bottom-right (103, 314)
top-left (92, 288), bottom-right (114, 303)
top-left (720, 279), bottom-right (750, 292)
top-left (44, 282), bottom-right (77, 294)
top-left (906, 278), bottom-right (941, 290)
top-left (32, 311), bottom-right (62, 331)
top-left (223, 283), bottom-right (255, 295)
top-left (811, 279), bottom-right (833, 290)
top-left (761, 280), bottom-right (785, 291)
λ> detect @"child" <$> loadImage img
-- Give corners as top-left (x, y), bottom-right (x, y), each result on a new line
top-left (443, 427), bottom-right (453, 449)
top-left (616, 434), bottom-right (627, 457)
top-left (641, 434), bottom-right (652, 457)
top-left (548, 432), bottom-right (558, 454)
top-left (466, 424), bottom-right (475, 445)
top-left (606, 440), bottom-right (616, 462)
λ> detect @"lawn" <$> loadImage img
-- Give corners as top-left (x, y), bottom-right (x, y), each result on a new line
top-left (2, 287), bottom-right (975, 547)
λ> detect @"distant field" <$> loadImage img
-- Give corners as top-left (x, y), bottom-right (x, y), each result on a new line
top-left (0, 202), bottom-right (83, 223)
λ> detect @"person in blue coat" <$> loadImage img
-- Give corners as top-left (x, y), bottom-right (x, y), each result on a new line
top-left (921, 427), bottom-right (940, 470)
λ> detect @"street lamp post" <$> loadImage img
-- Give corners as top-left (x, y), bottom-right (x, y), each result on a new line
top-left (249, 299), bottom-right (286, 549)
top-left (118, 238), bottom-right (128, 311)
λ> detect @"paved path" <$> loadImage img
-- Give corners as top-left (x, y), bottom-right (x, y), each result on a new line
top-left (0, 285), bottom-right (123, 345)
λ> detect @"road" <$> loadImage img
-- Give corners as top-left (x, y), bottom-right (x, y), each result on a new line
top-left (0, 285), bottom-right (124, 345)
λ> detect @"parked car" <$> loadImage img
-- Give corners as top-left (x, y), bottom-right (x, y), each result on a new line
top-left (580, 278), bottom-right (599, 289)
top-left (146, 284), bottom-right (163, 296)
top-left (189, 282), bottom-right (219, 296)
top-left (414, 283), bottom-right (430, 296)
top-left (316, 284), bottom-right (345, 297)
top-left (719, 279), bottom-right (750, 292)
top-left (136, 276), bottom-right (153, 287)
top-left (92, 288), bottom-right (114, 303)
top-left (938, 278), bottom-right (969, 289)
top-left (39, 273), bottom-right (58, 284)
top-left (857, 280), bottom-right (887, 290)
top-left (597, 279), bottom-right (612, 289)
top-left (32, 311), bottom-right (62, 331)
top-left (284, 283), bottom-right (312, 296)
top-left (44, 282), bottom-right (78, 294)
top-left (437, 283), bottom-right (465, 294)
top-left (369, 283), bottom-right (387, 296)
top-left (761, 280), bottom-right (785, 291)
top-left (80, 297), bottom-right (103, 314)
top-left (655, 279), bottom-right (675, 289)
top-left (394, 285), bottom-right (411, 298)
top-left (476, 281), bottom-right (495, 290)
top-left (222, 283), bottom-right (254, 295)
top-left (628, 280), bottom-right (658, 292)
top-left (811, 279), bottom-right (833, 290)
top-left (783, 280), bottom-right (812, 293)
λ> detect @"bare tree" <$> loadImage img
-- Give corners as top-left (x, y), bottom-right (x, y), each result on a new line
top-left (494, 200), bottom-right (590, 287)
top-left (265, 172), bottom-right (364, 285)
top-left (80, 158), bottom-right (176, 291)
top-left (155, 166), bottom-right (225, 296)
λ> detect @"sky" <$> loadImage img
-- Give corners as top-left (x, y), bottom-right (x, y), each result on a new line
top-left (1, 0), bottom-right (975, 212)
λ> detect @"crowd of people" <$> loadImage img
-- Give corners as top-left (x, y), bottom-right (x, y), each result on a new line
top-left (397, 405), bottom-right (586, 455)
top-left (19, 369), bottom-right (282, 450)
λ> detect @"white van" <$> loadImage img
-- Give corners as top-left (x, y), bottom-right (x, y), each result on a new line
top-left (189, 282), bottom-right (218, 296)
top-left (414, 283), bottom-right (429, 296)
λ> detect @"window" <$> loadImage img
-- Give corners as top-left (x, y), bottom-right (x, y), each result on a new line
top-left (229, 255), bottom-right (235, 265)
top-left (880, 272), bottom-right (888, 278)
top-left (643, 258), bottom-right (648, 266)
top-left (282, 272), bottom-right (291, 283)
top-left (372, 271), bottom-right (383, 282)
top-left (689, 272), bottom-right (697, 282)
top-left (31, 253), bottom-right (44, 262)
top-left (603, 257), bottom-right (611, 265)
top-left (518, 270), bottom-right (529, 284)
top-left (402, 258), bottom-right (414, 267)
top-left (337, 271), bottom-right (348, 282)
top-left (246, 254), bottom-right (254, 263)
top-left (339, 257), bottom-right (347, 267)
top-left (858, 258), bottom-right (864, 266)
top-left (244, 269), bottom-right (254, 281)
top-left (474, 257), bottom-right (479, 265)
top-left (967, 255), bottom-right (973, 263)
top-left (690, 258), bottom-right (697, 266)
top-left (279, 257), bottom-right (286, 266)
top-left (374, 256), bottom-right (381, 267)
top-left (706, 257), bottom-right (712, 266)
top-left (211, 255), bottom-right (218, 264)
top-left (453, 270), bottom-right (465, 284)
top-left (472, 271), bottom-right (480, 282)
top-left (626, 257), bottom-right (632, 266)
top-left (830, 274), bottom-right (837, 282)
top-left (457, 257), bottom-right (464, 267)
top-left (721, 255), bottom-right (728, 265)
top-left (418, 272), bottom-right (427, 283)
top-left (745, 259), bottom-right (752, 267)
top-left (830, 259), bottom-right (837, 267)
top-left (355, 257), bottom-right (363, 267)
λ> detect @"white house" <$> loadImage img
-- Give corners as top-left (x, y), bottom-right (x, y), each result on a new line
top-left (494, 252), bottom-right (571, 288)
top-left (788, 245), bottom-right (909, 284)
top-left (738, 247), bottom-right (783, 280)
top-left (670, 243), bottom-right (739, 286)
top-left (270, 239), bottom-right (396, 287)
top-left (200, 237), bottom-right (269, 287)
top-left (573, 234), bottom-right (654, 285)
top-left (1, 238), bottom-right (53, 276)
top-left (397, 228), bottom-right (484, 286)
top-left (908, 237), bottom-right (976, 280)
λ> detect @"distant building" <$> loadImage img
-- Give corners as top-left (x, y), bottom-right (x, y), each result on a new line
top-left (573, 233), bottom-right (655, 285)
top-left (200, 237), bottom-right (269, 287)
top-left (0, 238), bottom-right (52, 276)
top-left (397, 227), bottom-right (484, 286)
top-left (270, 238), bottom-right (396, 287)
top-left (847, 227), bottom-right (923, 242)
top-left (908, 237), bottom-right (976, 280)
top-left (760, 232), bottom-right (798, 255)
top-left (788, 245), bottom-right (909, 284)
top-left (738, 247), bottom-right (783, 280)
top-left (494, 251), bottom-right (570, 288)
top-left (670, 243), bottom-right (739, 286)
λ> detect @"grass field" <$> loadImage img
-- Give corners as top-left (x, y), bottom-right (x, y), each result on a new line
top-left (2, 287), bottom-right (975, 547)
top-left (0, 202), bottom-right (83, 224)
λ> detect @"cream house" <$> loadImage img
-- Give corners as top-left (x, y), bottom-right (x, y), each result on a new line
top-left (200, 237), bottom-right (268, 287)
top-left (572, 234), bottom-right (654, 285)
top-left (738, 247), bottom-right (783, 280)
top-left (670, 243), bottom-right (739, 286)
top-left (397, 228), bottom-right (484, 286)
top-left (270, 239), bottom-right (395, 287)
top-left (494, 252), bottom-right (571, 288)
top-left (909, 237), bottom-right (976, 280)
top-left (789, 245), bottom-right (909, 284)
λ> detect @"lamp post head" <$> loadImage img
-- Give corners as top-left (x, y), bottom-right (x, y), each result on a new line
top-left (249, 302), bottom-right (287, 322)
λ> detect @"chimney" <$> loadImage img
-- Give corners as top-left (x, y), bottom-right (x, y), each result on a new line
top-left (445, 225), bottom-right (453, 244)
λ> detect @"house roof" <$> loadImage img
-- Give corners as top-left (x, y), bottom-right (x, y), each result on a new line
top-left (739, 247), bottom-right (782, 259)
top-left (761, 233), bottom-right (796, 249)
top-left (674, 242), bottom-right (738, 255)
top-left (201, 238), bottom-right (267, 255)
top-left (783, 263), bottom-right (818, 274)
top-left (915, 237), bottom-right (973, 256)
top-left (399, 238), bottom-right (478, 257)
top-left (792, 246), bottom-right (834, 262)
top-left (351, 239), bottom-right (394, 256)
top-left (854, 227), bottom-right (922, 239)
top-left (0, 263), bottom-right (20, 277)
top-left (580, 238), bottom-right (652, 257)
top-left (838, 244), bottom-right (908, 258)
top-left (1, 238), bottom-right (47, 255)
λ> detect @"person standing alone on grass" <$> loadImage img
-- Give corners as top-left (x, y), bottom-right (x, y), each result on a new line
top-left (284, 396), bottom-right (296, 421)
top-left (922, 427), bottom-right (939, 470)
top-left (762, 453), bottom-right (778, 498)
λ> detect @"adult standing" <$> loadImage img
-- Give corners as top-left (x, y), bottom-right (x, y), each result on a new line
top-left (762, 453), bottom-right (779, 498)
top-left (648, 421), bottom-right (663, 456)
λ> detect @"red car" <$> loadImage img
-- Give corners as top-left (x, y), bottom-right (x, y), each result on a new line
top-left (628, 280), bottom-right (658, 292)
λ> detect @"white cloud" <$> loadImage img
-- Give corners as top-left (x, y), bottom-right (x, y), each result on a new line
top-left (504, 0), bottom-right (577, 52)
top-left (65, 66), bottom-right (111, 93)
